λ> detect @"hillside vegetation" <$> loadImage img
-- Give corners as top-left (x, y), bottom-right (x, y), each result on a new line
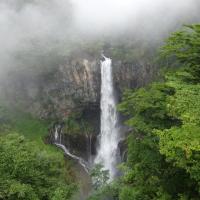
top-left (0, 104), bottom-right (77, 200)
top-left (88, 24), bottom-right (200, 200)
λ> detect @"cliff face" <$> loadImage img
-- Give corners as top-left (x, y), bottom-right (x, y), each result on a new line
top-left (46, 58), bottom-right (155, 119)
top-left (113, 60), bottom-right (155, 94)
top-left (40, 58), bottom-right (101, 119)
top-left (0, 56), bottom-right (155, 120)
top-left (0, 53), bottom-right (156, 160)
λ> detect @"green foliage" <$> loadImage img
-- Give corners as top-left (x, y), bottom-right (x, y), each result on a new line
top-left (118, 83), bottom-right (177, 134)
top-left (155, 82), bottom-right (200, 188)
top-left (0, 103), bottom-right (49, 143)
top-left (118, 77), bottom-right (200, 199)
top-left (167, 83), bottom-right (200, 125)
top-left (51, 185), bottom-right (76, 200)
top-left (87, 165), bottom-right (117, 200)
top-left (63, 113), bottom-right (94, 136)
top-left (161, 24), bottom-right (200, 82)
top-left (87, 182), bottom-right (119, 200)
top-left (0, 133), bottom-right (76, 200)
top-left (64, 114), bottom-right (82, 135)
top-left (115, 24), bottom-right (200, 200)
top-left (90, 164), bottom-right (109, 190)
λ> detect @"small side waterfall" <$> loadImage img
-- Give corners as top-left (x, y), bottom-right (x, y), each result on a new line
top-left (53, 125), bottom-right (90, 173)
top-left (95, 56), bottom-right (120, 180)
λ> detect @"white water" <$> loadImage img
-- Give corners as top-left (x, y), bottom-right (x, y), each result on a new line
top-left (54, 127), bottom-right (59, 141)
top-left (54, 127), bottom-right (89, 173)
top-left (55, 143), bottom-right (89, 173)
top-left (53, 56), bottom-right (120, 179)
top-left (95, 56), bottom-right (120, 180)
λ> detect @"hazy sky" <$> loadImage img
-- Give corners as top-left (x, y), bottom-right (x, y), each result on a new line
top-left (0, 0), bottom-right (200, 75)
top-left (72, 0), bottom-right (200, 35)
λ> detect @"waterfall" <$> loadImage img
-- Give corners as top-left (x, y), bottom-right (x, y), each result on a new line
top-left (95, 56), bottom-right (120, 180)
top-left (52, 56), bottom-right (120, 180)
top-left (55, 143), bottom-right (89, 173)
top-left (54, 127), bottom-right (59, 141)
top-left (53, 125), bottom-right (90, 173)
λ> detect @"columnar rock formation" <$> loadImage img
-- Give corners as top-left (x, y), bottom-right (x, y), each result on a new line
top-left (0, 54), bottom-right (155, 120)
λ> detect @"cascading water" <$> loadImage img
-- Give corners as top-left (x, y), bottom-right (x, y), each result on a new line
top-left (52, 56), bottom-right (120, 180)
top-left (54, 127), bottom-right (59, 141)
top-left (95, 56), bottom-right (120, 180)
top-left (53, 125), bottom-right (89, 173)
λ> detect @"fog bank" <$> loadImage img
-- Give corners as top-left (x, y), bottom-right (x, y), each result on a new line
top-left (0, 0), bottom-right (200, 75)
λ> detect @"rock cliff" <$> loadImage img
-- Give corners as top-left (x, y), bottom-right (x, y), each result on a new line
top-left (0, 52), bottom-right (156, 158)
top-left (1, 54), bottom-right (156, 120)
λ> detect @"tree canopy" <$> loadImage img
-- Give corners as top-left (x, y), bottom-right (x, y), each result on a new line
top-left (0, 133), bottom-right (76, 200)
top-left (88, 24), bottom-right (200, 200)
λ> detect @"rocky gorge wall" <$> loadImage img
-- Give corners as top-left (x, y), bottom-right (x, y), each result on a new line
top-left (1, 54), bottom-right (155, 120)
top-left (0, 51), bottom-right (156, 159)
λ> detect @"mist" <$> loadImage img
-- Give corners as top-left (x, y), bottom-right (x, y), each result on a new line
top-left (0, 0), bottom-right (200, 76)
top-left (73, 0), bottom-right (200, 35)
